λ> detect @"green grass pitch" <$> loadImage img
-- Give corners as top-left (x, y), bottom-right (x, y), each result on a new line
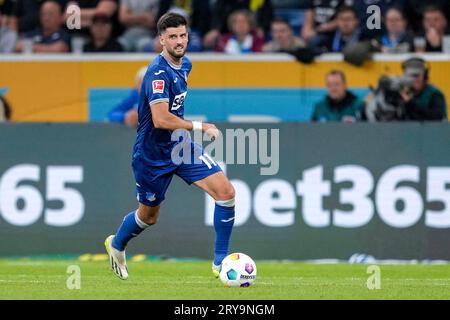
top-left (0, 259), bottom-right (449, 300)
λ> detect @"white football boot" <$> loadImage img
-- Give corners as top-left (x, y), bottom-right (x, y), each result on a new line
top-left (104, 235), bottom-right (129, 280)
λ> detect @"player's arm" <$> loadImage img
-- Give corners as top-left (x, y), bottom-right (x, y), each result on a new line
top-left (151, 102), bottom-right (219, 138)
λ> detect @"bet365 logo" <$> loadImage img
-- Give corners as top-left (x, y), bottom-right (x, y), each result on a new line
top-left (0, 164), bottom-right (84, 226)
top-left (171, 92), bottom-right (187, 111)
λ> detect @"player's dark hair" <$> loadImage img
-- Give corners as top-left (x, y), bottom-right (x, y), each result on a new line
top-left (327, 70), bottom-right (347, 84)
top-left (157, 12), bottom-right (188, 35)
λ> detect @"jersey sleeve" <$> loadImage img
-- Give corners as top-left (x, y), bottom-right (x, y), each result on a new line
top-left (146, 69), bottom-right (171, 106)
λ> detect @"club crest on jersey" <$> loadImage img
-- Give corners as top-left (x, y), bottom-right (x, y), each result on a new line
top-left (152, 80), bottom-right (165, 94)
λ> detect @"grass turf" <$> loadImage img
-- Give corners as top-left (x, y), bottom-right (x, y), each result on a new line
top-left (0, 259), bottom-right (449, 300)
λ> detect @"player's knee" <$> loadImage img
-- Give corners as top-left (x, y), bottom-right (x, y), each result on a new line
top-left (138, 206), bottom-right (160, 226)
top-left (215, 183), bottom-right (235, 201)
top-left (143, 215), bottom-right (158, 226)
top-left (139, 211), bottom-right (158, 225)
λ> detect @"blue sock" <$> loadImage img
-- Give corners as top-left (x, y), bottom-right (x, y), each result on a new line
top-left (112, 211), bottom-right (149, 251)
top-left (213, 199), bottom-right (235, 265)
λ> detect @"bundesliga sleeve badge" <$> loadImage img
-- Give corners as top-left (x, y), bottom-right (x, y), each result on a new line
top-left (152, 80), bottom-right (165, 94)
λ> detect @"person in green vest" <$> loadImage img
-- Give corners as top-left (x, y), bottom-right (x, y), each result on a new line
top-left (311, 70), bottom-right (364, 122)
top-left (400, 57), bottom-right (448, 121)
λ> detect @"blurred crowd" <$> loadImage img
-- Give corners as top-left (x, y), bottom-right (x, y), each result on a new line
top-left (0, 0), bottom-right (449, 124)
top-left (0, 0), bottom-right (449, 55)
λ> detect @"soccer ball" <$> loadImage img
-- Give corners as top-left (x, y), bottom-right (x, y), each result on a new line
top-left (219, 253), bottom-right (257, 287)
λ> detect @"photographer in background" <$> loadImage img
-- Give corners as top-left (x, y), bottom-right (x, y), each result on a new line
top-left (362, 58), bottom-right (447, 122)
top-left (400, 57), bottom-right (447, 121)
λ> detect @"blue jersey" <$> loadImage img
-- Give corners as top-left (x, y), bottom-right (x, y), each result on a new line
top-left (133, 53), bottom-right (192, 165)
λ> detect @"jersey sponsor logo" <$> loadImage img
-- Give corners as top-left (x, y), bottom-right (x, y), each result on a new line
top-left (152, 80), bottom-right (165, 94)
top-left (174, 77), bottom-right (178, 83)
top-left (171, 91), bottom-right (187, 111)
top-left (154, 70), bottom-right (165, 75)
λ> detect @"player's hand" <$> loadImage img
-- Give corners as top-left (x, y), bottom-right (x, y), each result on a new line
top-left (202, 123), bottom-right (220, 141)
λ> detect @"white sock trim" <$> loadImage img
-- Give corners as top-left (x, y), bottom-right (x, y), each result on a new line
top-left (134, 210), bottom-right (150, 229)
top-left (216, 198), bottom-right (235, 207)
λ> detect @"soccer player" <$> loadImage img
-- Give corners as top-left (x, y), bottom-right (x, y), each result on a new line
top-left (104, 13), bottom-right (235, 280)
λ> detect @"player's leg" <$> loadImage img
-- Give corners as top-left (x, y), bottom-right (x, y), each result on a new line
top-left (112, 203), bottom-right (160, 251)
top-left (194, 171), bottom-right (235, 274)
top-left (106, 161), bottom-right (173, 280)
top-left (175, 143), bottom-right (235, 277)
top-left (106, 204), bottom-right (162, 280)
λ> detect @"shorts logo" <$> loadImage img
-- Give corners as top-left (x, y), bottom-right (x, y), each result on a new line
top-left (152, 80), bottom-right (165, 94)
top-left (146, 192), bottom-right (156, 202)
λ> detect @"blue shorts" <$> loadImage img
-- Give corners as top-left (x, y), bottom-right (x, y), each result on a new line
top-left (132, 142), bottom-right (222, 207)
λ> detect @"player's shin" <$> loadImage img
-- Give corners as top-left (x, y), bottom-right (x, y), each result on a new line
top-left (213, 198), bottom-right (235, 266)
top-left (112, 210), bottom-right (150, 251)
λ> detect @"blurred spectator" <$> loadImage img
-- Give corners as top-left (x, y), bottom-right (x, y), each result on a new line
top-left (312, 70), bottom-right (364, 122)
top-left (10, 0), bottom-right (66, 33)
top-left (108, 66), bottom-right (147, 127)
top-left (349, 0), bottom-right (406, 37)
top-left (321, 5), bottom-right (363, 53)
top-left (0, 0), bottom-right (17, 53)
top-left (216, 9), bottom-right (264, 54)
top-left (203, 0), bottom-right (273, 50)
top-left (83, 12), bottom-right (123, 52)
top-left (378, 7), bottom-right (414, 53)
top-left (400, 57), bottom-right (447, 121)
top-left (158, 0), bottom-right (211, 37)
top-left (421, 5), bottom-right (449, 52)
top-left (406, 0), bottom-right (450, 33)
top-left (263, 17), bottom-right (306, 52)
top-left (15, 0), bottom-right (70, 53)
top-left (118, 0), bottom-right (158, 52)
top-left (301, 0), bottom-right (349, 47)
top-left (64, 0), bottom-right (119, 36)
top-left (0, 95), bottom-right (11, 122)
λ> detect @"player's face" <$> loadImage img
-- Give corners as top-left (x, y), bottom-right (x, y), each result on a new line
top-left (160, 26), bottom-right (189, 59)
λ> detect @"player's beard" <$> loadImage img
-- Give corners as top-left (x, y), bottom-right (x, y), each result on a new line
top-left (167, 44), bottom-right (186, 60)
